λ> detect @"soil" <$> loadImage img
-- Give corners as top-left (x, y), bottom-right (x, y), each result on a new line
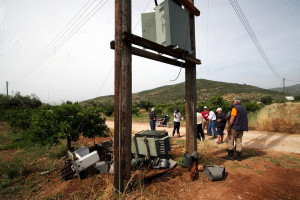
top-left (1, 121), bottom-right (300, 200)
top-left (106, 120), bottom-right (300, 154)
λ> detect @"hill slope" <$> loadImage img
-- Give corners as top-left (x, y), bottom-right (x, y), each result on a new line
top-left (86, 79), bottom-right (284, 104)
top-left (271, 84), bottom-right (300, 95)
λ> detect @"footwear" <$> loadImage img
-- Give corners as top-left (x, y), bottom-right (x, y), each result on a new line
top-left (237, 151), bottom-right (242, 161)
top-left (223, 150), bottom-right (234, 160)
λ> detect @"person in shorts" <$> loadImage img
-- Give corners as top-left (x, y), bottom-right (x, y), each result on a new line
top-left (216, 108), bottom-right (226, 144)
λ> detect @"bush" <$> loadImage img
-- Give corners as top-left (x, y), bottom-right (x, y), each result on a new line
top-left (28, 103), bottom-right (109, 150)
top-left (261, 96), bottom-right (273, 105)
top-left (243, 102), bottom-right (262, 112)
top-left (98, 101), bottom-right (114, 116)
top-left (138, 100), bottom-right (154, 111)
top-left (2, 107), bottom-right (34, 131)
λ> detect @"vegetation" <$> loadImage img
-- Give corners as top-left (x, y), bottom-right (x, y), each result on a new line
top-left (261, 96), bottom-right (273, 105)
top-left (0, 94), bottom-right (110, 150)
top-left (248, 102), bottom-right (300, 134)
top-left (271, 83), bottom-right (300, 95)
top-left (86, 79), bottom-right (285, 105)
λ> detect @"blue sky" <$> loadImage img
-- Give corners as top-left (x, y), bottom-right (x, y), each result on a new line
top-left (0, 0), bottom-right (299, 104)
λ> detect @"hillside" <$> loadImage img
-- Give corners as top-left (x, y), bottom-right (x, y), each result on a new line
top-left (271, 84), bottom-right (300, 95)
top-left (86, 79), bottom-right (284, 104)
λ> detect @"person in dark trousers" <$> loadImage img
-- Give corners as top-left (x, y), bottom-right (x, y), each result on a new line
top-left (149, 107), bottom-right (157, 130)
top-left (225, 97), bottom-right (248, 161)
top-left (197, 106), bottom-right (205, 141)
top-left (216, 108), bottom-right (226, 144)
top-left (172, 108), bottom-right (181, 137)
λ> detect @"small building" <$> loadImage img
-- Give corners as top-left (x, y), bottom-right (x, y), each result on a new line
top-left (285, 96), bottom-right (294, 101)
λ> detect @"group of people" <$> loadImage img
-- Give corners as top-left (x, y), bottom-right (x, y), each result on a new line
top-left (196, 106), bottom-right (226, 144)
top-left (197, 97), bottom-right (248, 161)
top-left (149, 97), bottom-right (248, 161)
top-left (149, 107), bottom-right (182, 137)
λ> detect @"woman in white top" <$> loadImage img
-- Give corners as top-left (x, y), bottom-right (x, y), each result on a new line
top-left (172, 108), bottom-right (181, 137)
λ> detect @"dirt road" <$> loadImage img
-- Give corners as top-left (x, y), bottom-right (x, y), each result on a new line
top-left (106, 120), bottom-right (300, 154)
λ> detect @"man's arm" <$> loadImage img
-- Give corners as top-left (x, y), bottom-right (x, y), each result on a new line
top-left (227, 115), bottom-right (236, 133)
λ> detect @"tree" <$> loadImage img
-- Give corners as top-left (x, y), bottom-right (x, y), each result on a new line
top-left (28, 103), bottom-right (109, 150)
top-left (139, 100), bottom-right (154, 111)
top-left (261, 96), bottom-right (273, 105)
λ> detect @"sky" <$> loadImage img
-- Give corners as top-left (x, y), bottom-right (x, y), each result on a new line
top-left (0, 0), bottom-right (299, 104)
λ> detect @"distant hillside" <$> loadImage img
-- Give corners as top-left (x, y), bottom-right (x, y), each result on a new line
top-left (85, 79), bottom-right (284, 104)
top-left (271, 84), bottom-right (300, 95)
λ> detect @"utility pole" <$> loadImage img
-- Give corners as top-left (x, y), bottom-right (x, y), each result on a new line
top-left (114, 0), bottom-right (132, 193)
top-left (185, 0), bottom-right (197, 155)
top-left (283, 77), bottom-right (285, 97)
top-left (6, 81), bottom-right (8, 96)
top-left (112, 0), bottom-right (200, 192)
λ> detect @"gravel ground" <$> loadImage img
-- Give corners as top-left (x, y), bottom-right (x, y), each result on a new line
top-left (106, 120), bottom-right (300, 154)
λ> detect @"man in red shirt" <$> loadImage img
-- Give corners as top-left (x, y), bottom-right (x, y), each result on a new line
top-left (201, 106), bottom-right (209, 134)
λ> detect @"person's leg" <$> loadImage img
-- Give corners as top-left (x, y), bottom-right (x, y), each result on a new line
top-left (177, 122), bottom-right (180, 136)
top-left (196, 124), bottom-right (201, 139)
top-left (224, 129), bottom-right (236, 160)
top-left (208, 122), bottom-right (212, 136)
top-left (172, 122), bottom-right (176, 136)
top-left (200, 124), bottom-right (205, 140)
top-left (235, 131), bottom-right (244, 161)
top-left (212, 121), bottom-right (217, 137)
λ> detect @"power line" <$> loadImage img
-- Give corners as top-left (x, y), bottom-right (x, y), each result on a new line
top-left (132, 0), bottom-right (152, 33)
top-left (20, 0), bottom-right (97, 77)
top-left (24, 0), bottom-right (111, 77)
top-left (229, 0), bottom-right (281, 79)
top-left (285, 79), bottom-right (300, 83)
top-left (29, 0), bottom-right (110, 75)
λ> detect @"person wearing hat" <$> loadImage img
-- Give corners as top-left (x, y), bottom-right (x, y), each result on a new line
top-left (201, 106), bottom-right (209, 134)
top-left (216, 108), bottom-right (226, 144)
top-left (172, 108), bottom-right (181, 137)
top-left (207, 108), bottom-right (217, 137)
top-left (225, 97), bottom-right (248, 161)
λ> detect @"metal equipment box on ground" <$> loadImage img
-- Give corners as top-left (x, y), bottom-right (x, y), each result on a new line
top-left (132, 130), bottom-right (171, 158)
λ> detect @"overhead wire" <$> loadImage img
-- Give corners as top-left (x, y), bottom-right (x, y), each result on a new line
top-left (20, 0), bottom-right (97, 77)
top-left (229, 0), bottom-right (281, 79)
top-left (24, 0), bottom-right (111, 77)
top-left (132, 0), bottom-right (152, 33)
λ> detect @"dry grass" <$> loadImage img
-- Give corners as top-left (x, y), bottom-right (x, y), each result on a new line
top-left (250, 102), bottom-right (300, 134)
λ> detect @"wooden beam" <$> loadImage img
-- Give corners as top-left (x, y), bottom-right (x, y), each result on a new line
top-left (185, 0), bottom-right (197, 155)
top-left (174, 0), bottom-right (200, 16)
top-left (123, 32), bottom-right (201, 65)
top-left (110, 41), bottom-right (186, 68)
top-left (114, 0), bottom-right (132, 193)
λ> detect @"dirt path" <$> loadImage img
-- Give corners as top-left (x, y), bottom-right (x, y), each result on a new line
top-left (106, 120), bottom-right (300, 154)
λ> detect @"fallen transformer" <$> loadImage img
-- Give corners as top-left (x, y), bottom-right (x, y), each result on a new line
top-left (60, 130), bottom-right (175, 180)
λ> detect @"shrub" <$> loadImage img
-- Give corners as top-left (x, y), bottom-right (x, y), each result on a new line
top-left (243, 102), bottom-right (262, 112)
top-left (261, 96), bottom-right (273, 105)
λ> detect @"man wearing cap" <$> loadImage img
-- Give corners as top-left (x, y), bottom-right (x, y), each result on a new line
top-left (207, 108), bottom-right (217, 137)
top-left (201, 106), bottom-right (209, 134)
top-left (225, 98), bottom-right (248, 161)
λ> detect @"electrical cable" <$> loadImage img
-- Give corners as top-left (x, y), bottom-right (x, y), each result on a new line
top-left (28, 0), bottom-right (110, 75)
top-left (20, 0), bottom-right (97, 77)
top-left (132, 0), bottom-right (152, 33)
top-left (25, 0), bottom-right (111, 77)
top-left (285, 79), bottom-right (300, 83)
top-left (229, 0), bottom-right (281, 79)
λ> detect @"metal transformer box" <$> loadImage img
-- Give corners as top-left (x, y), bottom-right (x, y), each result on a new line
top-left (132, 130), bottom-right (171, 158)
top-left (155, 0), bottom-right (191, 51)
top-left (141, 0), bottom-right (191, 52)
top-left (141, 12), bottom-right (157, 43)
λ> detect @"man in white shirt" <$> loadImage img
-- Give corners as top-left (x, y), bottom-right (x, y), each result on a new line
top-left (196, 107), bottom-right (205, 141)
top-left (207, 108), bottom-right (217, 137)
top-left (172, 108), bottom-right (181, 137)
